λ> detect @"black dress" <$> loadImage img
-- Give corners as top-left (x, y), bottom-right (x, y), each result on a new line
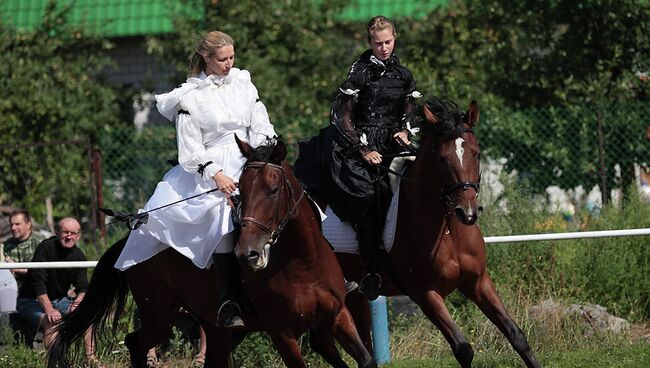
top-left (296, 50), bottom-right (417, 224)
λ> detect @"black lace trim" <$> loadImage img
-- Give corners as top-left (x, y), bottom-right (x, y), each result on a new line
top-left (178, 109), bottom-right (190, 115)
top-left (197, 161), bottom-right (213, 176)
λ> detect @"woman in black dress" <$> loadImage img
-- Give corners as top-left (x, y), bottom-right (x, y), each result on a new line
top-left (297, 16), bottom-right (420, 300)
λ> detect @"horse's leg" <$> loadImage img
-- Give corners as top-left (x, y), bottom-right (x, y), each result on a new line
top-left (414, 290), bottom-right (474, 368)
top-left (461, 275), bottom-right (541, 368)
top-left (329, 308), bottom-right (376, 368)
top-left (268, 331), bottom-right (308, 368)
top-left (124, 330), bottom-right (145, 368)
top-left (126, 305), bottom-right (177, 368)
top-left (345, 289), bottom-right (373, 354)
top-left (202, 325), bottom-right (246, 368)
top-left (308, 327), bottom-right (349, 368)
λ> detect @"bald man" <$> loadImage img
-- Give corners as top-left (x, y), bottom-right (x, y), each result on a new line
top-left (16, 218), bottom-right (101, 365)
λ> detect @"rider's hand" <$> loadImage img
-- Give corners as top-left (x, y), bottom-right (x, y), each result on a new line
top-left (363, 151), bottom-right (382, 165)
top-left (212, 171), bottom-right (237, 196)
top-left (393, 130), bottom-right (411, 146)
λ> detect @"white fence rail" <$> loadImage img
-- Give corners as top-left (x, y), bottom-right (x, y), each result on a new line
top-left (1, 228), bottom-right (649, 270)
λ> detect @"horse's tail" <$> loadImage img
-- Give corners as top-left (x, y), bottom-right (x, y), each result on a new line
top-left (47, 238), bottom-right (129, 368)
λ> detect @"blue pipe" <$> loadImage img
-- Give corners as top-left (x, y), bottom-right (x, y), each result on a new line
top-left (370, 296), bottom-right (391, 365)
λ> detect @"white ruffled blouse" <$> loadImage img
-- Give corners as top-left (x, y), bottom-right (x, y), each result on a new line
top-left (115, 69), bottom-right (277, 270)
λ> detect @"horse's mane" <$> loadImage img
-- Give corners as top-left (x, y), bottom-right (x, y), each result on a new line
top-left (414, 96), bottom-right (465, 138)
top-left (248, 139), bottom-right (278, 163)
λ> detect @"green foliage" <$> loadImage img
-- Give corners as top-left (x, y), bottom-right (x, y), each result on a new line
top-left (147, 0), bottom-right (355, 145)
top-left (406, 0), bottom-right (650, 108)
top-left (98, 125), bottom-right (177, 211)
top-left (476, 101), bottom-right (650, 195)
top-left (0, 0), bottom-right (120, 218)
top-left (480, 181), bottom-right (650, 321)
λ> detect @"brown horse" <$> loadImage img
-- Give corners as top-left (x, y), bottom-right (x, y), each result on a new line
top-left (234, 136), bottom-right (375, 368)
top-left (46, 142), bottom-right (374, 368)
top-left (309, 98), bottom-right (541, 368)
top-left (46, 237), bottom-right (251, 367)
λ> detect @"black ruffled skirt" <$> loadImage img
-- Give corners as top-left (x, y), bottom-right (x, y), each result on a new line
top-left (295, 125), bottom-right (400, 223)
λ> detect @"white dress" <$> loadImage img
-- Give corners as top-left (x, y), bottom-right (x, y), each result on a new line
top-left (115, 68), bottom-right (277, 270)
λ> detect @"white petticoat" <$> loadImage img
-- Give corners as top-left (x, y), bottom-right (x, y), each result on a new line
top-left (114, 141), bottom-right (246, 271)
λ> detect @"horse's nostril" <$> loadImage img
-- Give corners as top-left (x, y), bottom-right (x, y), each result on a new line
top-left (477, 206), bottom-right (483, 214)
top-left (247, 251), bottom-right (260, 262)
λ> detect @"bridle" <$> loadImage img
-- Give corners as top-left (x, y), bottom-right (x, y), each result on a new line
top-left (434, 127), bottom-right (482, 207)
top-left (239, 161), bottom-right (305, 247)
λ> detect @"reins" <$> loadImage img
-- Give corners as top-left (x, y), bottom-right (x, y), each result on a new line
top-left (239, 161), bottom-right (305, 247)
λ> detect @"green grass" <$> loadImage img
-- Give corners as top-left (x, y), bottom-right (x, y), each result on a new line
top-left (387, 341), bottom-right (650, 367)
top-left (3, 184), bottom-right (649, 367)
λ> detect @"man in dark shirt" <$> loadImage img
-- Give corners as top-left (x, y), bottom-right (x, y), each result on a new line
top-left (16, 217), bottom-right (102, 366)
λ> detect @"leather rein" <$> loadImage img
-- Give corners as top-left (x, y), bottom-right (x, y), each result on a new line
top-left (239, 161), bottom-right (305, 247)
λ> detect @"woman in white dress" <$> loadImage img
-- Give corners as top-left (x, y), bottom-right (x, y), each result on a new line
top-left (114, 31), bottom-right (276, 328)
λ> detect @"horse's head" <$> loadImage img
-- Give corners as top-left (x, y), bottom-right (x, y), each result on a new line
top-left (234, 135), bottom-right (298, 271)
top-left (419, 98), bottom-right (482, 225)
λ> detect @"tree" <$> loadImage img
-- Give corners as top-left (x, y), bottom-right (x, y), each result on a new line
top-left (399, 0), bottom-right (650, 202)
top-left (0, 1), bottom-right (121, 218)
top-left (147, 0), bottom-right (357, 148)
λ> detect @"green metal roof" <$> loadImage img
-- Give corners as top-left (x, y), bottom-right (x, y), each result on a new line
top-left (339, 0), bottom-right (448, 20)
top-left (0, 0), bottom-right (192, 37)
top-left (1, 0), bottom-right (447, 37)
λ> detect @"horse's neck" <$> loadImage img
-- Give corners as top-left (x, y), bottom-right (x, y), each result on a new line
top-left (281, 164), bottom-right (322, 259)
top-left (405, 137), bottom-right (445, 207)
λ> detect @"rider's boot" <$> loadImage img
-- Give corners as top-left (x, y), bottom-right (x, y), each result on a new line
top-left (354, 220), bottom-right (382, 301)
top-left (213, 252), bottom-right (245, 328)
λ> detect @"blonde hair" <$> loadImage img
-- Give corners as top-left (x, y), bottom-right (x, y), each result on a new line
top-left (366, 15), bottom-right (396, 42)
top-left (189, 31), bottom-right (235, 76)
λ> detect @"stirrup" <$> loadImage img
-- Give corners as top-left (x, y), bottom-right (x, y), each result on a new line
top-left (359, 273), bottom-right (382, 301)
top-left (216, 300), bottom-right (245, 328)
top-left (344, 280), bottom-right (359, 294)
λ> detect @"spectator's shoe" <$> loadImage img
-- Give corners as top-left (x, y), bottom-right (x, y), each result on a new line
top-left (192, 353), bottom-right (206, 368)
top-left (85, 355), bottom-right (107, 368)
top-left (146, 352), bottom-right (159, 367)
top-left (359, 273), bottom-right (382, 301)
top-left (216, 300), bottom-right (245, 328)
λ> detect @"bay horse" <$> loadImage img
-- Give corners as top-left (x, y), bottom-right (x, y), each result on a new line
top-left (46, 238), bottom-right (247, 367)
top-left (46, 141), bottom-right (374, 368)
top-left (307, 98), bottom-right (541, 368)
top-left (233, 136), bottom-right (375, 368)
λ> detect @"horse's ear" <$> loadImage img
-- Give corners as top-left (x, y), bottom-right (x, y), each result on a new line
top-left (235, 134), bottom-right (253, 159)
top-left (269, 139), bottom-right (287, 163)
top-left (464, 100), bottom-right (480, 128)
top-left (423, 105), bottom-right (441, 125)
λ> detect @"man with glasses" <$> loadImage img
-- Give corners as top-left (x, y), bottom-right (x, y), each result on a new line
top-left (16, 217), bottom-right (104, 367)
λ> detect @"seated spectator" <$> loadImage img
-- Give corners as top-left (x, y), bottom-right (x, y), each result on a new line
top-left (16, 217), bottom-right (104, 367)
top-left (1, 210), bottom-right (47, 288)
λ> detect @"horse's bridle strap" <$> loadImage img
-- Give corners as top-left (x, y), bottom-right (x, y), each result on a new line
top-left (239, 161), bottom-right (305, 246)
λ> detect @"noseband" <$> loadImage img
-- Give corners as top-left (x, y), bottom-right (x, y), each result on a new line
top-left (239, 161), bottom-right (305, 246)
top-left (438, 128), bottom-right (481, 207)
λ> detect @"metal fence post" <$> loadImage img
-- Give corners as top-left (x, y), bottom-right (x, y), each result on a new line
top-left (370, 296), bottom-right (391, 365)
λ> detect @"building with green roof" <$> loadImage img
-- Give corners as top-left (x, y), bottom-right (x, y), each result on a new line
top-left (2, 0), bottom-right (447, 125)
top-left (2, 0), bottom-right (447, 37)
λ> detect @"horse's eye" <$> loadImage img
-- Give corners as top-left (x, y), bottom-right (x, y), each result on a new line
top-left (270, 187), bottom-right (279, 197)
